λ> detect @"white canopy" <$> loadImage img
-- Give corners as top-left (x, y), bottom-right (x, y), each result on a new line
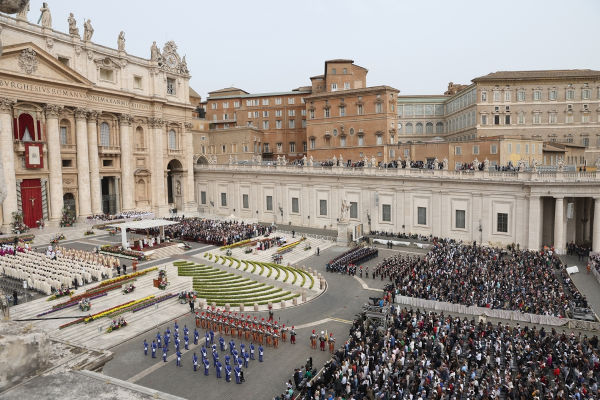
top-left (107, 219), bottom-right (180, 248)
top-left (107, 219), bottom-right (179, 230)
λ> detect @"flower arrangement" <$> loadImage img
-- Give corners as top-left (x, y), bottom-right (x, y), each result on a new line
top-left (84, 230), bottom-right (95, 236)
top-left (0, 234), bottom-right (35, 245)
top-left (60, 207), bottom-right (76, 227)
top-left (276, 237), bottom-right (306, 254)
top-left (95, 267), bottom-right (156, 288)
top-left (37, 292), bottom-right (107, 317)
top-left (131, 293), bottom-right (177, 313)
top-left (122, 283), bottom-right (135, 294)
top-left (84, 295), bottom-right (154, 323)
top-left (106, 317), bottom-right (127, 333)
top-left (10, 212), bottom-right (29, 234)
top-left (79, 298), bottom-right (91, 311)
top-left (47, 287), bottom-right (73, 301)
top-left (100, 245), bottom-right (146, 260)
top-left (244, 247), bottom-right (253, 254)
top-left (220, 239), bottom-right (251, 250)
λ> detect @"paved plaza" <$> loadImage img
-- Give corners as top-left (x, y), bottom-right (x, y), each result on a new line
top-left (4, 229), bottom-right (600, 399)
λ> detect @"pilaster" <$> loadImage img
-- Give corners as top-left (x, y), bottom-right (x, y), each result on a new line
top-left (0, 98), bottom-right (17, 230)
top-left (44, 104), bottom-right (64, 222)
top-left (74, 108), bottom-right (91, 217)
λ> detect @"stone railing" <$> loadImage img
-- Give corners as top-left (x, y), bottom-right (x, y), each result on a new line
top-left (195, 163), bottom-right (599, 183)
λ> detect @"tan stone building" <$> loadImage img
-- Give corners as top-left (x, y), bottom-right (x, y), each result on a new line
top-left (396, 136), bottom-right (544, 169)
top-left (305, 60), bottom-right (399, 163)
top-left (204, 87), bottom-right (309, 161)
top-left (397, 69), bottom-right (600, 165)
top-left (0, 11), bottom-right (195, 229)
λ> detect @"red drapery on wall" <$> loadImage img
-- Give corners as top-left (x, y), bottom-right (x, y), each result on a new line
top-left (17, 113), bottom-right (35, 141)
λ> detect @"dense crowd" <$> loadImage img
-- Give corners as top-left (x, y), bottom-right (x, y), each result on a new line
top-left (369, 231), bottom-right (436, 243)
top-left (326, 247), bottom-right (378, 274)
top-left (294, 307), bottom-right (600, 399)
top-left (373, 241), bottom-right (589, 318)
top-left (456, 162), bottom-right (486, 171)
top-left (163, 218), bottom-right (273, 246)
top-left (86, 210), bottom-right (153, 221)
top-left (567, 242), bottom-right (591, 262)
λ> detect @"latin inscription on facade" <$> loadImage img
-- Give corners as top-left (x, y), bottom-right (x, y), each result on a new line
top-left (0, 78), bottom-right (150, 110)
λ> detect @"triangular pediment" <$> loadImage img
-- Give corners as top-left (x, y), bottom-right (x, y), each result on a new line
top-left (0, 42), bottom-right (92, 87)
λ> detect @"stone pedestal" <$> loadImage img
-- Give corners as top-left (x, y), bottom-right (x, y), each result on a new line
top-left (337, 221), bottom-right (349, 245)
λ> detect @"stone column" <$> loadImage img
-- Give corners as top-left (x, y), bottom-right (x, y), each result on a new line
top-left (0, 98), bottom-right (17, 230)
top-left (149, 117), bottom-right (167, 216)
top-left (87, 111), bottom-right (102, 215)
top-left (118, 114), bottom-right (134, 211)
top-left (527, 195), bottom-right (540, 250)
top-left (183, 122), bottom-right (196, 214)
top-left (554, 196), bottom-right (565, 254)
top-left (593, 197), bottom-right (600, 253)
top-left (74, 108), bottom-right (91, 217)
top-left (45, 104), bottom-right (64, 223)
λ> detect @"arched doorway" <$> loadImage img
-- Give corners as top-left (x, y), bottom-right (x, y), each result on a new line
top-left (196, 156), bottom-right (208, 166)
top-left (63, 193), bottom-right (76, 221)
top-left (167, 159), bottom-right (183, 212)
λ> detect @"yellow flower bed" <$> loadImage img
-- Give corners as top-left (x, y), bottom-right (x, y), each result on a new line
top-left (84, 295), bottom-right (155, 323)
top-left (98, 267), bottom-right (158, 287)
top-left (276, 237), bottom-right (306, 253)
top-left (220, 239), bottom-right (252, 250)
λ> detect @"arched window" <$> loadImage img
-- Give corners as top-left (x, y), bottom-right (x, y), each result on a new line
top-left (435, 122), bottom-right (444, 134)
top-left (99, 122), bottom-right (110, 147)
top-left (405, 123), bottom-right (413, 134)
top-left (415, 123), bottom-right (423, 134)
top-left (135, 126), bottom-right (145, 149)
top-left (425, 122), bottom-right (433, 134)
top-left (168, 129), bottom-right (177, 150)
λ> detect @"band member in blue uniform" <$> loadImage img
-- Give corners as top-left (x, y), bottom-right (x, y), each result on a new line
top-left (234, 364), bottom-right (242, 384)
top-left (184, 333), bottom-right (189, 350)
top-left (183, 324), bottom-right (189, 337)
top-left (212, 348), bottom-right (219, 367)
top-left (174, 321), bottom-right (179, 335)
top-left (216, 360), bottom-right (222, 379)
top-left (229, 339), bottom-right (235, 355)
top-left (143, 339), bottom-right (148, 356)
top-left (224, 354), bottom-right (230, 366)
top-left (209, 329), bottom-right (215, 345)
top-left (225, 364), bottom-right (232, 382)
top-left (156, 332), bottom-right (161, 347)
top-left (162, 346), bottom-right (168, 362)
top-left (193, 328), bottom-right (199, 345)
top-left (243, 350), bottom-right (249, 368)
top-left (151, 340), bottom-right (157, 358)
top-left (193, 352), bottom-right (198, 371)
top-left (205, 331), bottom-right (210, 347)
top-left (250, 343), bottom-right (255, 360)
top-left (219, 336), bottom-right (226, 352)
top-left (203, 357), bottom-right (210, 376)
top-left (176, 349), bottom-right (182, 367)
top-left (201, 345), bottom-right (207, 360)
top-left (258, 344), bottom-right (264, 362)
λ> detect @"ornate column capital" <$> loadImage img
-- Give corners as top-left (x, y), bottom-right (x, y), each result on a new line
top-left (148, 117), bottom-right (164, 128)
top-left (74, 107), bottom-right (89, 120)
top-left (0, 97), bottom-right (15, 113)
top-left (184, 122), bottom-right (193, 131)
top-left (118, 113), bottom-right (133, 125)
top-left (44, 104), bottom-right (63, 118)
top-left (87, 110), bottom-right (100, 122)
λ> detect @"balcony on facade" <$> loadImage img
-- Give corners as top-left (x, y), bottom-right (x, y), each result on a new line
top-left (98, 145), bottom-right (121, 155)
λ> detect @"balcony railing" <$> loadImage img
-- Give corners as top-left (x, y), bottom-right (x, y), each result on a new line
top-left (98, 146), bottom-right (121, 155)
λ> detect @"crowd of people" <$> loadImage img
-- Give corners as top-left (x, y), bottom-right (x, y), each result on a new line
top-left (86, 210), bottom-right (154, 221)
top-left (456, 162), bottom-right (486, 171)
top-left (373, 240), bottom-right (589, 318)
top-left (163, 218), bottom-right (274, 246)
top-left (369, 231), bottom-right (436, 243)
top-left (567, 242), bottom-right (591, 262)
top-left (326, 247), bottom-right (378, 274)
top-left (294, 307), bottom-right (600, 399)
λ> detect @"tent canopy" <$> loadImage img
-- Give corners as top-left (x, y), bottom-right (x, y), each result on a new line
top-left (107, 219), bottom-right (179, 230)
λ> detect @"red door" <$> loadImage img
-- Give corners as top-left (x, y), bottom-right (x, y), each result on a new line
top-left (21, 179), bottom-right (43, 228)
